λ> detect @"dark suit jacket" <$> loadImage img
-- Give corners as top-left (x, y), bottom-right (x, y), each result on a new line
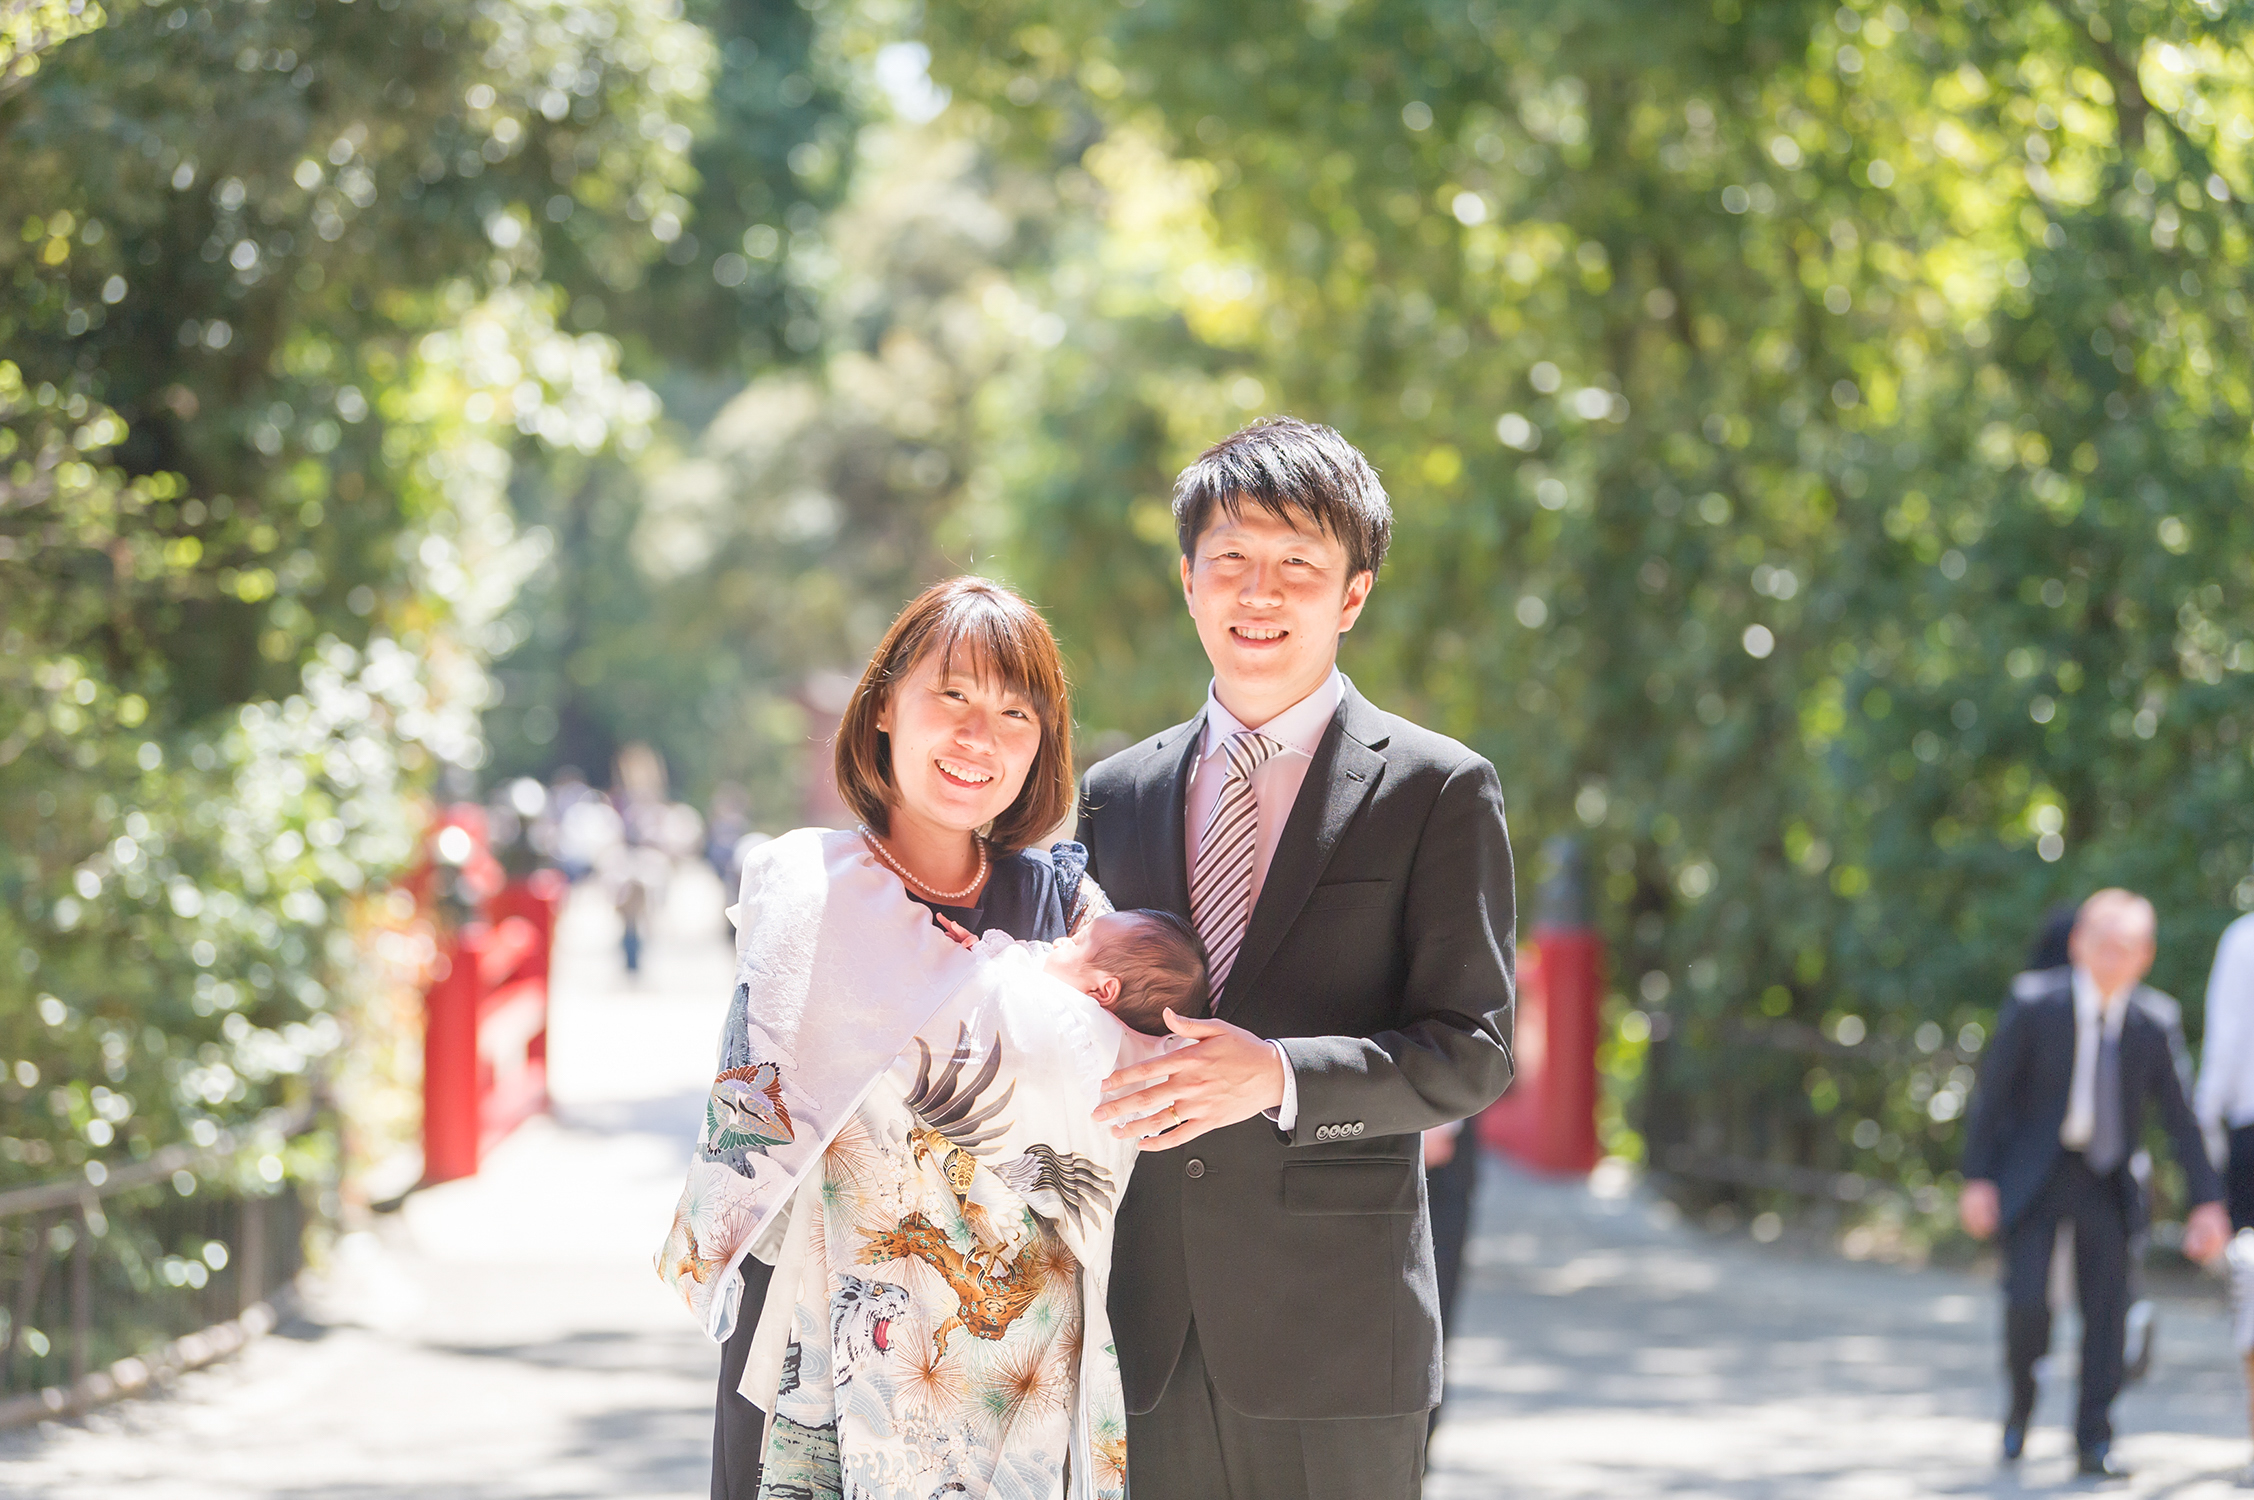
top-left (1076, 680), bottom-right (1516, 1420)
top-left (1961, 970), bottom-right (2222, 1233)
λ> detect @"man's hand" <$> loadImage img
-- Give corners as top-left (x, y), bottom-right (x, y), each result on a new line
top-left (2184, 1200), bottom-right (2232, 1265)
top-left (1422, 1124), bottom-right (1458, 1168)
top-left (1095, 1010), bottom-right (1285, 1150)
top-left (1959, 1178), bottom-right (2000, 1240)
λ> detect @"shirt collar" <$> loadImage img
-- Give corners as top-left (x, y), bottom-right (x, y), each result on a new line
top-left (1199, 668), bottom-right (1344, 762)
top-left (2072, 966), bottom-right (2133, 1027)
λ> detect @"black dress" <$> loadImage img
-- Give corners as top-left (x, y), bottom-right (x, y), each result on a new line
top-left (710, 840), bottom-right (1096, 1500)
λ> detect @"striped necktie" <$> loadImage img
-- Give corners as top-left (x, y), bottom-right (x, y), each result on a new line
top-left (1190, 730), bottom-right (1286, 998)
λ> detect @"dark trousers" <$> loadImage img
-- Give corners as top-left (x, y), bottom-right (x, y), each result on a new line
top-left (710, 1258), bottom-right (773, 1500)
top-left (1423, 1138), bottom-right (1479, 1435)
top-left (1126, 1323), bottom-right (1428, 1500)
top-left (2002, 1153), bottom-right (2131, 1453)
top-left (2227, 1124), bottom-right (2254, 1232)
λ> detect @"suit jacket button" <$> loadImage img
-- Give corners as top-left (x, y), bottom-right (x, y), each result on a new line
top-left (1350, 1122), bottom-right (1365, 1136)
top-left (1186, 1158), bottom-right (1206, 1179)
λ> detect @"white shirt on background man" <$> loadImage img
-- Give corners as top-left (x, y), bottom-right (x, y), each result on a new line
top-left (2060, 966), bottom-right (2132, 1151)
top-left (1182, 667), bottom-right (1346, 1134)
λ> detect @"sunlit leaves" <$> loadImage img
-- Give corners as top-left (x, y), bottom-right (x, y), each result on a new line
top-left (914, 0), bottom-right (2254, 1200)
top-left (0, 0), bottom-right (724, 1190)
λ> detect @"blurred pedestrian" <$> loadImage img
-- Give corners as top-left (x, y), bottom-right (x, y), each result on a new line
top-left (2226, 1230), bottom-right (2254, 1484)
top-left (705, 783), bottom-right (752, 880)
top-left (617, 865), bottom-right (648, 977)
top-left (559, 785), bottom-right (623, 884)
top-left (2016, 900), bottom-right (2191, 1388)
top-left (1423, 1118), bottom-right (1478, 1440)
top-left (1960, 889), bottom-right (2229, 1478)
top-left (2198, 911), bottom-right (2254, 1231)
top-left (2026, 903), bottom-right (2077, 974)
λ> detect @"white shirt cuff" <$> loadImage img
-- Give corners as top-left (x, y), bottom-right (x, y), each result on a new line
top-left (1263, 1040), bottom-right (1299, 1132)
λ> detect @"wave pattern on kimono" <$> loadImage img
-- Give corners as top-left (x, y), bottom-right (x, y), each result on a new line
top-left (754, 942), bottom-right (1146, 1500)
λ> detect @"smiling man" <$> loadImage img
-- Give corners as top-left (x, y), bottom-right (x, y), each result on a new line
top-left (1076, 416), bottom-right (1517, 1499)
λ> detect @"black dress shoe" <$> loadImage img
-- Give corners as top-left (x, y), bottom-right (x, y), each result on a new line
top-left (2077, 1447), bottom-right (2130, 1480)
top-left (2003, 1386), bottom-right (2035, 1462)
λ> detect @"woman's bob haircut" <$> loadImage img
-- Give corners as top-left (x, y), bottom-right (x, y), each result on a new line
top-left (834, 576), bottom-right (1074, 854)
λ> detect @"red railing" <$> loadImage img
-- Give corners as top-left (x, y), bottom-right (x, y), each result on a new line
top-left (417, 808), bottom-right (564, 1184)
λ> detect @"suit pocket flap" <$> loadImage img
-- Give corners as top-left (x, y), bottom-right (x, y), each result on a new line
top-left (1283, 1158), bottom-right (1418, 1216)
top-left (1303, 879), bottom-right (1391, 912)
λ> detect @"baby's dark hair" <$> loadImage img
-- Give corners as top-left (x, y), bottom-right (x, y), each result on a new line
top-left (1097, 910), bottom-right (1210, 1036)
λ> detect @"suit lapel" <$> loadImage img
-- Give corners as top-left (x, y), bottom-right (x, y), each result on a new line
top-left (1135, 712), bottom-right (1204, 918)
top-left (1219, 686), bottom-right (1388, 1014)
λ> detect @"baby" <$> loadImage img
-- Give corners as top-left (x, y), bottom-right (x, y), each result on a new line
top-left (947, 907), bottom-right (1211, 1036)
top-left (664, 828), bottom-right (1203, 1500)
top-left (745, 915), bottom-right (1206, 1500)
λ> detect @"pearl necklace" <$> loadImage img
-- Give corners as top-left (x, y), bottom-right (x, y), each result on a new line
top-left (860, 825), bottom-right (989, 903)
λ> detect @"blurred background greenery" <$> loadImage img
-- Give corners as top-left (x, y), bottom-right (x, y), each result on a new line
top-left (6, 0), bottom-right (2254, 1288)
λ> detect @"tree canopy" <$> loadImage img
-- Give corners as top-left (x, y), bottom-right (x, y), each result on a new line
top-left (905, 0), bottom-right (2254, 1213)
top-left (11, 0), bottom-right (2254, 1252)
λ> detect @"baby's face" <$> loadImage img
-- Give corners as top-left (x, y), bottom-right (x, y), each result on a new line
top-left (1040, 912), bottom-right (1133, 1008)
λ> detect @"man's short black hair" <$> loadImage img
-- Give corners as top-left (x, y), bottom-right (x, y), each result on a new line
top-left (1171, 415), bottom-right (1393, 579)
top-left (1097, 909), bottom-right (1211, 1036)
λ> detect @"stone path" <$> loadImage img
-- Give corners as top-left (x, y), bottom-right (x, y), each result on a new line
top-left (1426, 1165), bottom-right (2252, 1498)
top-left (5, 868), bottom-right (2252, 1497)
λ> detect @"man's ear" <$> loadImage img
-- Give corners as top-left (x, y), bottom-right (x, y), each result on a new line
top-left (1337, 570), bottom-right (1375, 633)
top-left (1180, 552), bottom-right (1195, 612)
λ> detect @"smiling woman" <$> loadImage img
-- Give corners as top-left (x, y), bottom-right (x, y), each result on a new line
top-left (834, 574), bottom-right (1076, 887)
top-left (706, 575), bottom-right (1107, 1500)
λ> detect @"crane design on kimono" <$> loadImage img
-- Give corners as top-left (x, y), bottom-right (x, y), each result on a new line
top-left (704, 1060), bottom-right (794, 1154)
top-left (897, 1023), bottom-right (1114, 1273)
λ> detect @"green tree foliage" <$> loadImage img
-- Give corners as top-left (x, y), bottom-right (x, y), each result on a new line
top-left (916, 0), bottom-right (2254, 1208)
top-left (479, 0), bottom-right (861, 792)
top-left (1, 0), bottom-right (703, 1204)
top-left (481, 77), bottom-right (1052, 809)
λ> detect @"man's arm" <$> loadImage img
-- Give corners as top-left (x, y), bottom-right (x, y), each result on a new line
top-left (1273, 753), bottom-right (1516, 1144)
top-left (1956, 997), bottom-right (2033, 1240)
top-left (1959, 994), bottom-right (2029, 1185)
top-left (1096, 752), bottom-right (1514, 1150)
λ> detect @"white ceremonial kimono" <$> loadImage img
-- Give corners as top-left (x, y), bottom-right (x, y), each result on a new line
top-left (657, 829), bottom-right (1160, 1500)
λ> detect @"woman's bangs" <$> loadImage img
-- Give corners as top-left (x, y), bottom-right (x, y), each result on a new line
top-left (929, 601), bottom-right (1059, 719)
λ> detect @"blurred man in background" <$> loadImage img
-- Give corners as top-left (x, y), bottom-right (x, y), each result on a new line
top-left (2018, 900), bottom-right (2191, 1387)
top-left (1960, 889), bottom-right (2228, 1478)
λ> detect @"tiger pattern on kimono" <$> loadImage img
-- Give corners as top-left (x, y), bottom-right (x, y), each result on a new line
top-left (828, 1272), bottom-right (910, 1389)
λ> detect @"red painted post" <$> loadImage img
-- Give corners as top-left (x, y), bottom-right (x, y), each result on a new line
top-left (1533, 926), bottom-right (1603, 1173)
top-left (1478, 838), bottom-right (1604, 1175)
top-left (422, 924), bottom-right (485, 1184)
